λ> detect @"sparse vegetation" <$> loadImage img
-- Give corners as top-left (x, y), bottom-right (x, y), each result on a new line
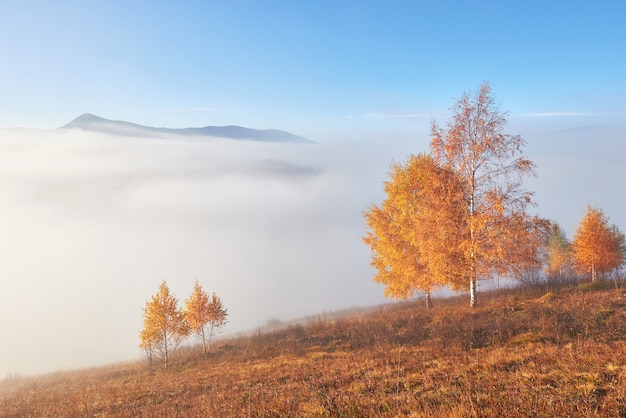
top-left (3, 279), bottom-right (626, 417)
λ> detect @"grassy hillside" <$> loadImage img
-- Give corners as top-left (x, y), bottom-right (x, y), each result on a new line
top-left (2, 280), bottom-right (626, 417)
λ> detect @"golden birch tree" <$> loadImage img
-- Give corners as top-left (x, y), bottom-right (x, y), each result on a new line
top-left (572, 205), bottom-right (626, 282)
top-left (206, 292), bottom-right (228, 349)
top-left (139, 280), bottom-right (189, 369)
top-left (430, 82), bottom-right (536, 306)
top-left (183, 280), bottom-right (228, 354)
top-left (363, 153), bottom-right (466, 307)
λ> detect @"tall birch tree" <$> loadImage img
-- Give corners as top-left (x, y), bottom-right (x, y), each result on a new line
top-left (430, 82), bottom-right (536, 306)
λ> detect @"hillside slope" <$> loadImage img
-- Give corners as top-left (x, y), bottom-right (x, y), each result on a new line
top-left (2, 281), bottom-right (626, 416)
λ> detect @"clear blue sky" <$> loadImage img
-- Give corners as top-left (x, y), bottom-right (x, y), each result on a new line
top-left (1, 1), bottom-right (625, 139)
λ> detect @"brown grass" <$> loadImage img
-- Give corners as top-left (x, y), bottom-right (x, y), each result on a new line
top-left (2, 280), bottom-right (626, 417)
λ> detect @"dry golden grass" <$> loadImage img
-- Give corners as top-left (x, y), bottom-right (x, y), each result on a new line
top-left (2, 280), bottom-right (626, 417)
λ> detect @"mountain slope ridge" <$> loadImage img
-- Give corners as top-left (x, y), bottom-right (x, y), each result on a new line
top-left (61, 113), bottom-right (313, 143)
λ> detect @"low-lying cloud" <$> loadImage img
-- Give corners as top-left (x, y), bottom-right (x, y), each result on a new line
top-left (1, 121), bottom-right (624, 377)
top-left (0, 129), bottom-right (411, 376)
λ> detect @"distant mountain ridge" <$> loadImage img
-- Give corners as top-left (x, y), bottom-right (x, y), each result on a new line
top-left (61, 113), bottom-right (312, 144)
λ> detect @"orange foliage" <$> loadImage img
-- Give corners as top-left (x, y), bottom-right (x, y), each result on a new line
top-left (363, 153), bottom-right (466, 305)
top-left (497, 215), bottom-right (551, 285)
top-left (572, 205), bottom-right (626, 282)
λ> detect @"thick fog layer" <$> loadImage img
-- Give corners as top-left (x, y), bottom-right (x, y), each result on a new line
top-left (0, 129), bottom-right (416, 376)
top-left (0, 123), bottom-right (624, 377)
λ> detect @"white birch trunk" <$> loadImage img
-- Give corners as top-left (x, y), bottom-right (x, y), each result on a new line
top-left (469, 279), bottom-right (477, 307)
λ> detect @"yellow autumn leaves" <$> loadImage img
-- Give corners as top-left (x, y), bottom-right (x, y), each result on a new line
top-left (139, 279), bottom-right (228, 369)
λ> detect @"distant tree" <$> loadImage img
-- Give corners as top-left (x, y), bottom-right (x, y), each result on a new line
top-left (430, 82), bottom-right (537, 306)
top-left (363, 153), bottom-right (467, 308)
top-left (139, 281), bottom-right (189, 369)
top-left (544, 223), bottom-right (574, 281)
top-left (608, 225), bottom-right (626, 279)
top-left (183, 280), bottom-right (228, 354)
top-left (506, 216), bottom-right (552, 286)
top-left (572, 205), bottom-right (626, 282)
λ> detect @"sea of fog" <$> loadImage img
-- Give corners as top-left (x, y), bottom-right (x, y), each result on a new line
top-left (0, 123), bottom-right (624, 377)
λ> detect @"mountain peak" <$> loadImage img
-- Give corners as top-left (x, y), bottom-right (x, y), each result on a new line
top-left (74, 112), bottom-right (101, 121)
top-left (61, 114), bottom-right (313, 143)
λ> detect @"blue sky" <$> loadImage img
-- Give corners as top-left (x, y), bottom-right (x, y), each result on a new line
top-left (1, 1), bottom-right (624, 138)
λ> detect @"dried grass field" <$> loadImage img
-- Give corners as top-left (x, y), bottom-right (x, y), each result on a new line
top-left (2, 280), bottom-right (626, 417)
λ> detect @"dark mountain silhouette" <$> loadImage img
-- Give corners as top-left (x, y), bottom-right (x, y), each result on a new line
top-left (61, 113), bottom-right (313, 143)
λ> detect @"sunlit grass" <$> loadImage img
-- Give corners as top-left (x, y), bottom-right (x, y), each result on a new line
top-left (2, 279), bottom-right (626, 416)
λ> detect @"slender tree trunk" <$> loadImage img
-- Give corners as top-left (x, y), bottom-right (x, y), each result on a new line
top-left (469, 233), bottom-right (477, 307)
top-left (201, 327), bottom-right (207, 355)
top-left (592, 263), bottom-right (597, 283)
top-left (163, 329), bottom-right (169, 369)
top-left (144, 345), bottom-right (154, 372)
top-left (469, 279), bottom-right (477, 307)
top-left (425, 292), bottom-right (432, 309)
top-left (469, 176), bottom-right (477, 307)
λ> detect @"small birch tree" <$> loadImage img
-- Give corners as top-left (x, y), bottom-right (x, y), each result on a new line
top-left (205, 292), bottom-right (228, 350)
top-left (544, 223), bottom-right (573, 281)
top-left (183, 280), bottom-right (228, 354)
top-left (572, 205), bottom-right (626, 282)
top-left (139, 280), bottom-right (189, 369)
